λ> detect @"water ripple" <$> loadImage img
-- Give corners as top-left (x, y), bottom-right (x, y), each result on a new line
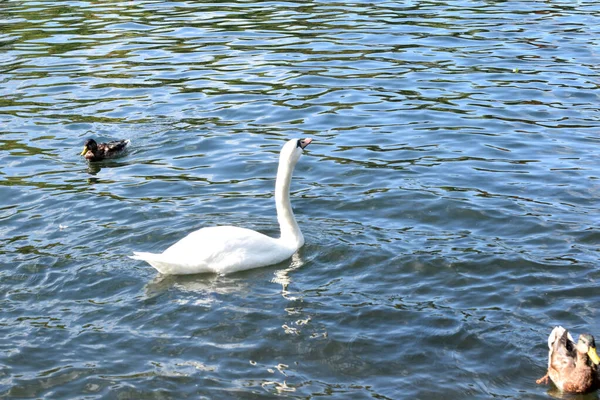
top-left (2, 0), bottom-right (600, 398)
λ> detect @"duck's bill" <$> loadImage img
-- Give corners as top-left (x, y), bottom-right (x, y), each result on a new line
top-left (588, 347), bottom-right (600, 364)
top-left (80, 146), bottom-right (88, 156)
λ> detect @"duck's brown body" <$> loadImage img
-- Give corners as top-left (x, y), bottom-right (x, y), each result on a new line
top-left (81, 139), bottom-right (129, 161)
top-left (537, 326), bottom-right (600, 393)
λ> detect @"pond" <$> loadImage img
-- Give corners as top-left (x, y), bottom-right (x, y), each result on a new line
top-left (1, 1), bottom-right (600, 398)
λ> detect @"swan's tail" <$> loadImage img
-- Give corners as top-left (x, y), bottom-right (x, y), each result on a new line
top-left (130, 251), bottom-right (212, 275)
top-left (130, 251), bottom-right (175, 275)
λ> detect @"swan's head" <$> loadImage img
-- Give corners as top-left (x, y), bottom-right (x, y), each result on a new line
top-left (280, 138), bottom-right (312, 166)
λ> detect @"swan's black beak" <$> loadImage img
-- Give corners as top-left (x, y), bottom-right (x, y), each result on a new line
top-left (298, 138), bottom-right (312, 150)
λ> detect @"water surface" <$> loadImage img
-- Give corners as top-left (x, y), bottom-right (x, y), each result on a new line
top-left (1, 1), bottom-right (600, 398)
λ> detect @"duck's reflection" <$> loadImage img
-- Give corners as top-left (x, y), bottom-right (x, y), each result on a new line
top-left (86, 159), bottom-right (132, 174)
top-left (544, 387), bottom-right (598, 400)
top-left (86, 162), bottom-right (102, 176)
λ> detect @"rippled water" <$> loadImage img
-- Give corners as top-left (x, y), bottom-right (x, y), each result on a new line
top-left (2, 0), bottom-right (600, 398)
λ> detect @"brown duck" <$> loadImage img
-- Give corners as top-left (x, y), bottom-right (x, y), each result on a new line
top-left (80, 138), bottom-right (130, 161)
top-left (536, 326), bottom-right (600, 393)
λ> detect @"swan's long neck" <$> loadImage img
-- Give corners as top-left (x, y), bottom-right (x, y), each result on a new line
top-left (275, 159), bottom-right (304, 248)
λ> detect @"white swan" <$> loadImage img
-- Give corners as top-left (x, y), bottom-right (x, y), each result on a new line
top-left (130, 138), bottom-right (313, 275)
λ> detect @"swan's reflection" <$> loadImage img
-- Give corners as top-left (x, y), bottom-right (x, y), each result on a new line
top-left (271, 252), bottom-right (304, 300)
top-left (144, 273), bottom-right (248, 300)
top-left (143, 252), bottom-right (304, 300)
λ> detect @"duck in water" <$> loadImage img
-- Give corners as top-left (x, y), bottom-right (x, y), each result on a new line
top-left (536, 326), bottom-right (600, 393)
top-left (80, 138), bottom-right (130, 161)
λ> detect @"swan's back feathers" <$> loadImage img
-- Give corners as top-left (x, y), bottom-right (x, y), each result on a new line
top-left (131, 225), bottom-right (297, 275)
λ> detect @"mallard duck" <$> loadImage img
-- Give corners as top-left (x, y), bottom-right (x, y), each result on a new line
top-left (536, 326), bottom-right (600, 393)
top-left (130, 138), bottom-right (313, 275)
top-left (80, 138), bottom-right (130, 161)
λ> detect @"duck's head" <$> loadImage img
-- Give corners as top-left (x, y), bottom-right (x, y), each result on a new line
top-left (280, 138), bottom-right (312, 166)
top-left (81, 139), bottom-right (98, 159)
top-left (577, 334), bottom-right (600, 365)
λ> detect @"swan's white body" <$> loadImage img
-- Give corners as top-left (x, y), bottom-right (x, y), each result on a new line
top-left (130, 138), bottom-right (312, 275)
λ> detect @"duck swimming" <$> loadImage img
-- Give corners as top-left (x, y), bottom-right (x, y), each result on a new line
top-left (130, 138), bottom-right (313, 275)
top-left (80, 138), bottom-right (130, 161)
top-left (536, 326), bottom-right (600, 393)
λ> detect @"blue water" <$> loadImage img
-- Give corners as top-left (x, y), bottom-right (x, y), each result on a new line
top-left (1, 1), bottom-right (600, 398)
